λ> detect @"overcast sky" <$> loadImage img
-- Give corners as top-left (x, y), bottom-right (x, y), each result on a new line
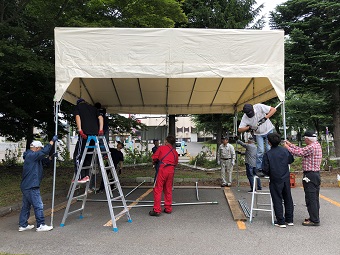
top-left (259, 0), bottom-right (286, 30)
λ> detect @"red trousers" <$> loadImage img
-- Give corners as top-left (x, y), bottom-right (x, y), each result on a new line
top-left (153, 166), bottom-right (175, 213)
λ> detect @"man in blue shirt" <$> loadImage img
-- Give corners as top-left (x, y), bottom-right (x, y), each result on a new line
top-left (262, 133), bottom-right (294, 228)
top-left (19, 136), bottom-right (58, 232)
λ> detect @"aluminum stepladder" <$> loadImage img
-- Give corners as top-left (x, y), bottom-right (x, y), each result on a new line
top-left (249, 176), bottom-right (274, 225)
top-left (60, 135), bottom-right (132, 232)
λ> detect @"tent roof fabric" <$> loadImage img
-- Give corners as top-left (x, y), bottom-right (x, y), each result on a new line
top-left (54, 28), bottom-right (284, 114)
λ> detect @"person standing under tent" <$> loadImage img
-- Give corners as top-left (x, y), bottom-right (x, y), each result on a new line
top-left (262, 133), bottom-right (294, 228)
top-left (284, 131), bottom-right (322, 226)
top-left (217, 137), bottom-right (236, 187)
top-left (73, 98), bottom-right (104, 183)
top-left (152, 139), bottom-right (160, 181)
top-left (19, 136), bottom-right (58, 232)
top-left (149, 135), bottom-right (178, 216)
top-left (238, 103), bottom-right (276, 175)
top-left (236, 136), bottom-right (262, 192)
top-left (98, 141), bottom-right (125, 192)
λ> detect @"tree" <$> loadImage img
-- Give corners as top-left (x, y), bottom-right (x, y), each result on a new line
top-left (284, 89), bottom-right (333, 135)
top-left (270, 0), bottom-right (340, 155)
top-left (0, 0), bottom-right (187, 148)
top-left (182, 0), bottom-right (265, 29)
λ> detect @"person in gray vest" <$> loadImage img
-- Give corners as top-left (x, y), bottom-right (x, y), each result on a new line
top-left (217, 137), bottom-right (235, 187)
top-left (236, 136), bottom-right (262, 192)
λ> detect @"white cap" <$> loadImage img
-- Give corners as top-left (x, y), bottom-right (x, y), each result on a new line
top-left (30, 141), bottom-right (44, 148)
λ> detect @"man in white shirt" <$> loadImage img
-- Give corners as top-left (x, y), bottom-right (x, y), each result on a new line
top-left (238, 103), bottom-right (276, 173)
top-left (217, 137), bottom-right (236, 187)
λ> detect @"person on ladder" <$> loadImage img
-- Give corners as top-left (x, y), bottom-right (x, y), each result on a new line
top-left (149, 135), bottom-right (178, 216)
top-left (73, 98), bottom-right (104, 183)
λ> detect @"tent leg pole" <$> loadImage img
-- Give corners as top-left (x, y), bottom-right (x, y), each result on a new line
top-left (282, 101), bottom-right (287, 140)
top-left (51, 101), bottom-right (60, 227)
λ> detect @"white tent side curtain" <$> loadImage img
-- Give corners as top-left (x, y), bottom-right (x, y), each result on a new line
top-left (54, 28), bottom-right (285, 114)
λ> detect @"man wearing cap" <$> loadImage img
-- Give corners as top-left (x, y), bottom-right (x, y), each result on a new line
top-left (284, 131), bottom-right (322, 226)
top-left (19, 136), bottom-right (58, 232)
top-left (73, 99), bottom-right (104, 183)
top-left (236, 136), bottom-right (262, 192)
top-left (217, 137), bottom-right (236, 187)
top-left (238, 103), bottom-right (277, 173)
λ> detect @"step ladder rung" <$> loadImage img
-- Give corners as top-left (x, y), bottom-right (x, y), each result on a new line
top-left (115, 209), bottom-right (129, 218)
top-left (112, 195), bottom-right (124, 201)
top-left (67, 207), bottom-right (85, 216)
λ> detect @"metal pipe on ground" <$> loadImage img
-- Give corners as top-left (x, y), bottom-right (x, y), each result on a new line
top-left (111, 201), bottom-right (219, 209)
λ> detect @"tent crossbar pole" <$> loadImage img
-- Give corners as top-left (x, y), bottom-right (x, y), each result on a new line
top-left (110, 78), bottom-right (122, 106)
top-left (187, 78), bottom-right (197, 107)
top-left (137, 78), bottom-right (145, 106)
top-left (210, 78), bottom-right (224, 106)
top-left (235, 78), bottom-right (254, 107)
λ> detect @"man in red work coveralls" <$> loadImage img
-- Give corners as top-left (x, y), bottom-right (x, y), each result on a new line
top-left (149, 135), bottom-right (178, 216)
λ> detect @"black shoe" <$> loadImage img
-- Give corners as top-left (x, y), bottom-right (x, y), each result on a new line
top-left (302, 220), bottom-right (320, 226)
top-left (221, 183), bottom-right (227, 187)
top-left (163, 209), bottom-right (172, 214)
top-left (149, 210), bottom-right (161, 217)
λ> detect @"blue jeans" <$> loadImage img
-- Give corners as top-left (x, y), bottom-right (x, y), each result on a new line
top-left (19, 188), bottom-right (45, 228)
top-left (256, 130), bottom-right (273, 170)
top-left (246, 163), bottom-right (262, 190)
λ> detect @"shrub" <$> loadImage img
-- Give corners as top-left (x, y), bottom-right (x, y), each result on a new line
top-left (1, 147), bottom-right (22, 168)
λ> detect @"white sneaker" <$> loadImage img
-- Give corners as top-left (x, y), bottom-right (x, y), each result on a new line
top-left (19, 225), bottom-right (35, 232)
top-left (286, 222), bottom-right (294, 226)
top-left (36, 224), bottom-right (53, 232)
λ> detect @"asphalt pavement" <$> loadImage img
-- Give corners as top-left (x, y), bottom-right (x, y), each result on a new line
top-left (1, 185), bottom-right (340, 255)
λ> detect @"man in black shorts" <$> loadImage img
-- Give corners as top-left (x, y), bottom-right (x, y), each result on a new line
top-left (73, 98), bottom-right (104, 183)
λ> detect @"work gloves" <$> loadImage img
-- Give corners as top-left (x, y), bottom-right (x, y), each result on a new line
top-left (98, 130), bottom-right (104, 136)
top-left (52, 135), bottom-right (58, 142)
top-left (79, 130), bottom-right (87, 139)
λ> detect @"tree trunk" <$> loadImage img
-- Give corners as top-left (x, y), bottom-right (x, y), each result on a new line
top-left (332, 85), bottom-right (340, 157)
top-left (25, 123), bottom-right (34, 150)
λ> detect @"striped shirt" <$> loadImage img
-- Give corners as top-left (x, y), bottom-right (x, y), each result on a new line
top-left (286, 141), bottom-right (322, 171)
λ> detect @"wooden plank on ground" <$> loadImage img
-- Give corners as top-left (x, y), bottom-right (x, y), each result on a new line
top-left (28, 199), bottom-right (76, 224)
top-left (223, 187), bottom-right (247, 221)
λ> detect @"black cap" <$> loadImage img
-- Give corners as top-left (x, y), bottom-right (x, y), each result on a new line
top-left (303, 131), bottom-right (317, 138)
top-left (243, 104), bottom-right (254, 118)
top-left (248, 136), bottom-right (254, 140)
top-left (76, 98), bottom-right (85, 105)
top-left (221, 136), bottom-right (229, 140)
top-left (117, 141), bottom-right (125, 148)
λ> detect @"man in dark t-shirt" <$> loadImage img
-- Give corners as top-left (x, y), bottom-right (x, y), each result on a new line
top-left (99, 141), bottom-right (124, 191)
top-left (73, 99), bottom-right (103, 183)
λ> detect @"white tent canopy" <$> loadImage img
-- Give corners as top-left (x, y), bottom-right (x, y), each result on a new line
top-left (54, 28), bottom-right (284, 114)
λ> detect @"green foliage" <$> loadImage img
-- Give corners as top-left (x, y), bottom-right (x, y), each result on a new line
top-left (0, 0), bottom-right (187, 146)
top-left (189, 150), bottom-right (219, 169)
top-left (1, 147), bottom-right (22, 168)
top-left (271, 0), bottom-right (340, 154)
top-left (56, 143), bottom-right (74, 167)
top-left (124, 148), bottom-right (152, 164)
top-left (182, 0), bottom-right (265, 29)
